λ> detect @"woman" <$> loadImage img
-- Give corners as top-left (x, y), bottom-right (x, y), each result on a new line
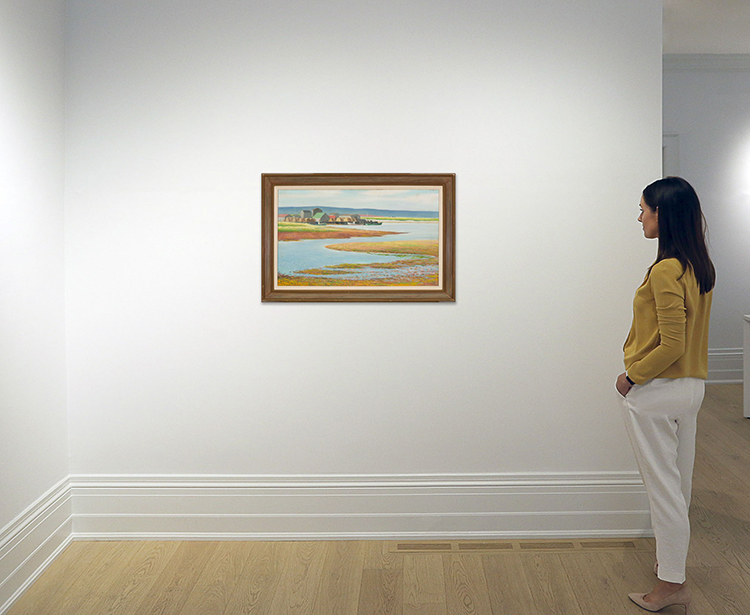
top-left (616, 176), bottom-right (714, 614)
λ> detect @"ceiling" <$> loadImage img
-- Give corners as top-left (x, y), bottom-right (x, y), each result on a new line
top-left (664, 0), bottom-right (750, 54)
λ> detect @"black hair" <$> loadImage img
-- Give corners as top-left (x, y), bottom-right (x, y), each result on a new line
top-left (642, 176), bottom-right (715, 294)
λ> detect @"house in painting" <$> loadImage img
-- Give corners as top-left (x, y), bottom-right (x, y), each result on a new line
top-left (283, 209), bottom-right (375, 226)
top-left (337, 214), bottom-right (361, 224)
top-left (284, 212), bottom-right (317, 224)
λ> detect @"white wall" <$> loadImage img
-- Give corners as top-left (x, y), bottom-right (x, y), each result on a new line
top-left (0, 1), bottom-right (71, 608)
top-left (664, 56), bottom-right (750, 381)
top-left (63, 0), bottom-right (662, 535)
top-left (0, 0), bottom-right (68, 532)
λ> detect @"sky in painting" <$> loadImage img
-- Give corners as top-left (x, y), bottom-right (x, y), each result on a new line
top-left (277, 188), bottom-right (440, 213)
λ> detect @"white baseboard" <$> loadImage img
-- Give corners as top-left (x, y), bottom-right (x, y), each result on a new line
top-left (69, 473), bottom-right (651, 541)
top-left (0, 478), bottom-right (73, 615)
top-left (708, 348), bottom-right (743, 384)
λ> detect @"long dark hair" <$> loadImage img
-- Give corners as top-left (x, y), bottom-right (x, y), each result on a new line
top-left (642, 176), bottom-right (715, 294)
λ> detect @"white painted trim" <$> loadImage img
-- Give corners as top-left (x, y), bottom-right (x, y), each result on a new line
top-left (69, 473), bottom-right (651, 541)
top-left (707, 347), bottom-right (744, 384)
top-left (69, 471), bottom-right (646, 488)
top-left (744, 316), bottom-right (749, 417)
top-left (0, 479), bottom-right (73, 615)
top-left (664, 54), bottom-right (750, 71)
top-left (73, 529), bottom-right (653, 542)
top-left (0, 477), bottom-right (69, 548)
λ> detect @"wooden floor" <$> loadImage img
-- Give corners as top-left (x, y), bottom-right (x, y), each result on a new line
top-left (7, 384), bottom-right (749, 615)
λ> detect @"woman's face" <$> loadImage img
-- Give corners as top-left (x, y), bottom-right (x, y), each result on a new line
top-left (638, 196), bottom-right (659, 239)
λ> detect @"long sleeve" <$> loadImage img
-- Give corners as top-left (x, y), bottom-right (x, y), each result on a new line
top-left (626, 262), bottom-right (686, 383)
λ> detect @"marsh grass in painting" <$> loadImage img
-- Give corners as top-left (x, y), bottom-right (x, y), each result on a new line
top-left (328, 240), bottom-right (438, 257)
top-left (277, 221), bottom-right (396, 242)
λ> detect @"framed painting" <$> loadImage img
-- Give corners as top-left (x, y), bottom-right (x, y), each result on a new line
top-left (262, 173), bottom-right (455, 302)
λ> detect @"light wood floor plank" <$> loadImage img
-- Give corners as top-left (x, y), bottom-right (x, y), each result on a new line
top-left (558, 552), bottom-right (632, 614)
top-left (178, 541), bottom-right (254, 615)
top-left (80, 541), bottom-right (180, 615)
top-left (402, 605), bottom-right (446, 615)
top-left (223, 541), bottom-right (284, 615)
top-left (364, 541), bottom-right (402, 571)
top-left (442, 554), bottom-right (492, 615)
top-left (267, 541), bottom-right (327, 615)
top-left (482, 552), bottom-right (535, 614)
top-left (134, 540), bottom-right (219, 615)
top-left (519, 553), bottom-right (583, 615)
top-left (403, 553), bottom-right (445, 613)
top-left (357, 567), bottom-right (403, 615)
top-left (693, 441), bottom-right (750, 501)
top-left (687, 504), bottom-right (727, 569)
top-left (689, 565), bottom-right (750, 615)
top-left (314, 541), bottom-right (366, 615)
top-left (46, 541), bottom-right (146, 615)
top-left (702, 384), bottom-right (745, 436)
top-left (359, 541), bottom-right (404, 615)
top-left (593, 551), bottom-right (657, 607)
top-left (696, 412), bottom-right (750, 484)
top-left (690, 491), bottom-right (750, 578)
top-left (682, 568), bottom-right (722, 615)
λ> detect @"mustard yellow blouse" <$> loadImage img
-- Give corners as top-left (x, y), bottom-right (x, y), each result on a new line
top-left (623, 258), bottom-right (712, 384)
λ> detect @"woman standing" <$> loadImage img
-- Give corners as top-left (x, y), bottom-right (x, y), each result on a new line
top-left (616, 177), bottom-right (715, 614)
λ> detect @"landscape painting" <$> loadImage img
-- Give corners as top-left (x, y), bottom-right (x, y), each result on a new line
top-left (262, 174), bottom-right (455, 302)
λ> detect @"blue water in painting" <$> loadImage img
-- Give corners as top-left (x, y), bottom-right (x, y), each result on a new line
top-left (278, 221), bottom-right (438, 280)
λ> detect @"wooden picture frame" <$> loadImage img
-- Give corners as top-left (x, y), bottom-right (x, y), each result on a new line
top-left (262, 173), bottom-right (455, 302)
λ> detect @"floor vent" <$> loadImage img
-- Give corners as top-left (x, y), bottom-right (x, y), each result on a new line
top-left (458, 542), bottom-right (514, 551)
top-left (396, 543), bottom-right (453, 551)
top-left (391, 538), bottom-right (653, 554)
top-left (580, 540), bottom-right (638, 550)
top-left (519, 542), bottom-right (576, 550)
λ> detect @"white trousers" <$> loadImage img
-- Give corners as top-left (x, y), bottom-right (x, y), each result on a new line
top-left (621, 377), bottom-right (705, 584)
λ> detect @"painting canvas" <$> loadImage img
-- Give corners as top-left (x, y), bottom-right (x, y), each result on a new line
top-left (262, 174), bottom-right (455, 302)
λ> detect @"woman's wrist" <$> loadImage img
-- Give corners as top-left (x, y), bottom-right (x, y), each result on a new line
top-left (616, 372), bottom-right (633, 397)
top-left (625, 375), bottom-right (635, 386)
